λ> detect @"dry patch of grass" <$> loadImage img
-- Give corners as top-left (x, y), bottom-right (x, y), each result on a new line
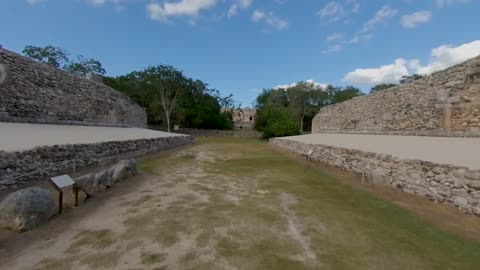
top-left (66, 229), bottom-right (116, 254)
top-left (140, 252), bottom-right (166, 265)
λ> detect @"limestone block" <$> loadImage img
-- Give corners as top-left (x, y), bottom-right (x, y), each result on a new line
top-left (0, 63), bottom-right (10, 85)
top-left (0, 187), bottom-right (56, 232)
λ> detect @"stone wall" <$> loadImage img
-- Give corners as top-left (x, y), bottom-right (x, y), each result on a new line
top-left (0, 135), bottom-right (194, 189)
top-left (0, 48), bottom-right (147, 127)
top-left (177, 128), bottom-right (261, 138)
top-left (312, 55), bottom-right (480, 137)
top-left (270, 138), bottom-right (480, 216)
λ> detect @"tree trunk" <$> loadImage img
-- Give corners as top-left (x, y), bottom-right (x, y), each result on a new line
top-left (166, 113), bottom-right (171, 133)
top-left (299, 113), bottom-right (304, 133)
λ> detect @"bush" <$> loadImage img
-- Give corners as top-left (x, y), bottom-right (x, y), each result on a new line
top-left (255, 104), bottom-right (300, 139)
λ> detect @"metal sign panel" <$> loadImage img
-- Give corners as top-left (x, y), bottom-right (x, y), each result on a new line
top-left (50, 174), bottom-right (75, 189)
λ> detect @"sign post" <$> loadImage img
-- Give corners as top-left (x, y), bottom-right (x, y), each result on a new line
top-left (48, 174), bottom-right (77, 214)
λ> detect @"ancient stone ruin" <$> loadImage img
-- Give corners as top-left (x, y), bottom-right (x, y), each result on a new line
top-left (0, 48), bottom-right (147, 127)
top-left (272, 55), bottom-right (480, 216)
top-left (312, 55), bottom-right (480, 137)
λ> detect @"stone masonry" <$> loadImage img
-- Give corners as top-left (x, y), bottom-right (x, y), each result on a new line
top-left (312, 55), bottom-right (480, 137)
top-left (0, 135), bottom-right (194, 189)
top-left (0, 48), bottom-right (147, 127)
top-left (270, 138), bottom-right (480, 216)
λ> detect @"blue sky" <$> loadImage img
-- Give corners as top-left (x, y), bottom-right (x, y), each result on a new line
top-left (1, 0), bottom-right (480, 106)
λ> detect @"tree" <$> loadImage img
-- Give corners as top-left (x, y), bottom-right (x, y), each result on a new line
top-left (64, 56), bottom-right (106, 76)
top-left (23, 45), bottom-right (106, 76)
top-left (255, 103), bottom-right (299, 139)
top-left (153, 66), bottom-right (185, 132)
top-left (400, 74), bottom-right (424, 84)
top-left (104, 65), bottom-right (234, 130)
top-left (370, 83), bottom-right (397, 93)
top-left (22, 45), bottom-right (69, 68)
top-left (287, 82), bottom-right (325, 133)
top-left (332, 86), bottom-right (362, 103)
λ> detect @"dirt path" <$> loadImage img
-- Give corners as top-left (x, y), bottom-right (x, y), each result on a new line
top-left (2, 138), bottom-right (480, 270)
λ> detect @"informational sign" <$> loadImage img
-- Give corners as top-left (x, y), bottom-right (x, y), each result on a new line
top-left (50, 174), bottom-right (75, 189)
top-left (49, 174), bottom-right (78, 214)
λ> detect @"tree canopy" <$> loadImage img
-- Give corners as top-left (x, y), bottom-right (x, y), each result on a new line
top-left (370, 83), bottom-right (397, 93)
top-left (254, 82), bottom-right (362, 138)
top-left (103, 65), bottom-right (234, 131)
top-left (23, 45), bottom-right (105, 76)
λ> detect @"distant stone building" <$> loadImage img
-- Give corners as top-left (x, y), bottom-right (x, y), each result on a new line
top-left (223, 108), bottom-right (256, 130)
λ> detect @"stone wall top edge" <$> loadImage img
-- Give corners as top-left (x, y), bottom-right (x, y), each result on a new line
top-left (270, 138), bottom-right (475, 171)
top-left (0, 135), bottom-right (193, 155)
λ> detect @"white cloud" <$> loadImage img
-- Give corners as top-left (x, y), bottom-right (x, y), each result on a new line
top-left (147, 0), bottom-right (217, 22)
top-left (274, 79), bottom-right (328, 90)
top-left (317, 0), bottom-right (359, 23)
top-left (227, 0), bottom-right (253, 17)
top-left (87, 0), bottom-right (126, 12)
top-left (326, 33), bottom-right (343, 42)
top-left (436, 0), bottom-right (471, 8)
top-left (344, 59), bottom-right (410, 85)
top-left (251, 9), bottom-right (288, 31)
top-left (26, 0), bottom-right (45, 5)
top-left (324, 5), bottom-right (396, 53)
top-left (401, 11), bottom-right (432, 28)
top-left (359, 5), bottom-right (397, 34)
top-left (318, 2), bottom-right (345, 22)
top-left (343, 40), bottom-right (480, 85)
top-left (414, 40), bottom-right (480, 74)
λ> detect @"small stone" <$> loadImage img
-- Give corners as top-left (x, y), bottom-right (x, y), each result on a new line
top-left (453, 196), bottom-right (468, 208)
top-left (465, 170), bottom-right (480, 180)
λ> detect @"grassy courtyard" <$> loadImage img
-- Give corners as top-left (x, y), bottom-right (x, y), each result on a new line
top-left (6, 137), bottom-right (480, 270)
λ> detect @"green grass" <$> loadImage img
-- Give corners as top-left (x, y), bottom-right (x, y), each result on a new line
top-left (169, 137), bottom-right (480, 270)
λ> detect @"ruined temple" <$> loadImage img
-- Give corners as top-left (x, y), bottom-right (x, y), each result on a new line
top-left (224, 108), bottom-right (256, 130)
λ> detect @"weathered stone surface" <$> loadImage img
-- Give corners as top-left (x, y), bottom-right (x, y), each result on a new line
top-left (312, 55), bottom-right (480, 137)
top-left (0, 63), bottom-right (10, 85)
top-left (454, 196), bottom-right (468, 208)
top-left (0, 187), bottom-right (56, 232)
top-left (369, 169), bottom-right (389, 185)
top-left (75, 173), bottom-right (97, 196)
top-left (465, 170), bottom-right (480, 180)
top-left (270, 138), bottom-right (480, 216)
top-left (0, 48), bottom-right (146, 127)
top-left (0, 135), bottom-right (194, 188)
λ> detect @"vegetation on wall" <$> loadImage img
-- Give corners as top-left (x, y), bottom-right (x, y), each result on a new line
top-left (254, 81), bottom-right (362, 139)
top-left (23, 45), bottom-right (105, 76)
top-left (23, 44), bottom-right (235, 131)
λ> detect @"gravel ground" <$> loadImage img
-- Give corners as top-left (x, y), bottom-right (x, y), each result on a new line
top-left (278, 133), bottom-right (480, 169)
top-left (0, 122), bottom-right (186, 152)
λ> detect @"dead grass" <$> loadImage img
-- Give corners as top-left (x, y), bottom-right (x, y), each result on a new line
top-left (15, 137), bottom-right (480, 270)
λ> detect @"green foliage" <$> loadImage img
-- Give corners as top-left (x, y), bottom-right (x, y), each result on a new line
top-left (23, 45), bottom-right (105, 76)
top-left (64, 56), bottom-right (106, 76)
top-left (370, 83), bottom-right (397, 93)
top-left (22, 45), bottom-right (69, 68)
top-left (255, 103), bottom-right (299, 139)
top-left (400, 74), bottom-right (424, 84)
top-left (254, 82), bottom-right (362, 136)
top-left (104, 66), bottom-right (234, 130)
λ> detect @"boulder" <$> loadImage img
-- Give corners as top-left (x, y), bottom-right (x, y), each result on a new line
top-left (111, 159), bottom-right (137, 183)
top-left (453, 196), bottom-right (468, 208)
top-left (75, 173), bottom-right (97, 196)
top-left (369, 169), bottom-right (389, 185)
top-left (0, 187), bottom-right (56, 232)
top-left (95, 170), bottom-right (113, 188)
